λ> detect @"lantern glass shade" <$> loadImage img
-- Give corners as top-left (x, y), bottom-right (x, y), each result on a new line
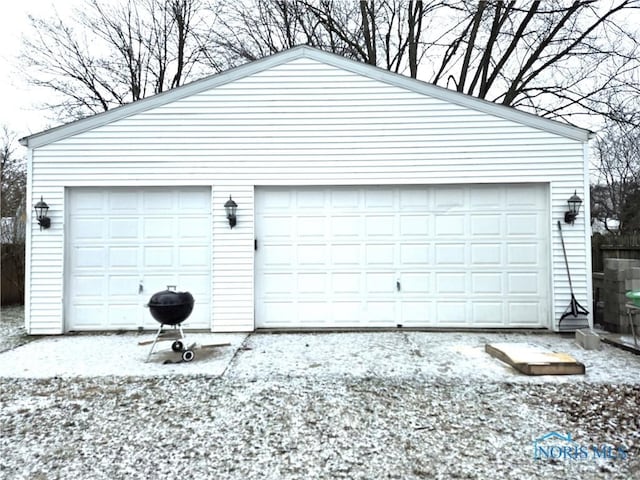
top-left (224, 196), bottom-right (237, 217)
top-left (34, 196), bottom-right (49, 219)
top-left (567, 190), bottom-right (582, 214)
top-left (224, 196), bottom-right (237, 228)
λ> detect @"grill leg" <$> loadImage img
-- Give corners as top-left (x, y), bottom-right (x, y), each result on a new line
top-left (146, 324), bottom-right (165, 363)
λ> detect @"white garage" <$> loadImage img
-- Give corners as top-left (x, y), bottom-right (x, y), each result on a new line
top-left (66, 187), bottom-right (211, 331)
top-left (20, 46), bottom-right (591, 334)
top-left (255, 185), bottom-right (549, 328)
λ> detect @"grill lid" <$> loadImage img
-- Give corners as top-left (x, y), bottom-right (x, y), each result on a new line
top-left (147, 286), bottom-right (194, 307)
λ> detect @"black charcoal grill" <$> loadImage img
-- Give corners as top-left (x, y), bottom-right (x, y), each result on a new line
top-left (145, 286), bottom-right (196, 363)
top-left (148, 289), bottom-right (194, 325)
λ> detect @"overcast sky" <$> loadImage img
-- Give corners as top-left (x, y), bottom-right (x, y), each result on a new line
top-left (0, 0), bottom-right (77, 139)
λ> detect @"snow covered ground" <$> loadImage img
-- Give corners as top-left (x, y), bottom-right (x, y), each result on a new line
top-left (1, 307), bottom-right (639, 479)
top-left (0, 305), bottom-right (33, 353)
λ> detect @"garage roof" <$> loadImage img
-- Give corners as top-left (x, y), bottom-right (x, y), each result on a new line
top-left (20, 45), bottom-right (592, 148)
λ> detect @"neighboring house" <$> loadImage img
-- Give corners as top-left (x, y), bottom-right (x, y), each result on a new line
top-left (19, 46), bottom-right (592, 335)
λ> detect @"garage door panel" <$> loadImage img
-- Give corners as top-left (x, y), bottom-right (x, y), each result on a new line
top-left (71, 191), bottom-right (104, 212)
top-left (435, 215), bottom-right (465, 236)
top-left (299, 302), bottom-right (330, 322)
top-left (331, 190), bottom-right (360, 208)
top-left (297, 216), bottom-right (326, 237)
top-left (73, 219), bottom-right (105, 240)
top-left (436, 302), bottom-right (467, 324)
top-left (507, 185), bottom-right (540, 206)
top-left (332, 273), bottom-right (361, 293)
top-left (471, 273), bottom-right (502, 294)
top-left (366, 244), bottom-right (394, 265)
top-left (470, 244), bottom-right (501, 265)
top-left (365, 216), bottom-right (394, 236)
top-left (366, 272), bottom-right (395, 293)
top-left (108, 275), bottom-right (138, 296)
top-left (108, 305), bottom-right (142, 327)
top-left (436, 273), bottom-right (466, 294)
top-left (507, 244), bottom-right (539, 265)
top-left (400, 273), bottom-right (430, 293)
top-left (507, 214), bottom-right (542, 236)
top-left (400, 189), bottom-right (429, 208)
top-left (472, 302), bottom-right (504, 324)
top-left (296, 189), bottom-right (325, 208)
top-left (179, 190), bottom-right (211, 211)
top-left (110, 247), bottom-right (139, 268)
top-left (435, 187), bottom-right (465, 209)
top-left (399, 215), bottom-right (430, 236)
top-left (178, 246), bottom-right (210, 267)
top-left (434, 244), bottom-right (466, 265)
top-left (470, 188), bottom-right (501, 208)
top-left (365, 189), bottom-right (393, 207)
top-left (332, 301), bottom-right (362, 323)
top-left (298, 245), bottom-right (327, 265)
top-left (144, 247), bottom-right (173, 267)
top-left (176, 274), bottom-right (210, 297)
top-left (400, 244), bottom-right (430, 265)
top-left (507, 273), bottom-right (541, 294)
top-left (258, 216), bottom-right (293, 238)
top-left (298, 273), bottom-right (327, 293)
top-left (261, 274), bottom-right (294, 295)
top-left (177, 217), bottom-right (210, 239)
top-left (110, 191), bottom-right (139, 211)
top-left (330, 216), bottom-right (361, 237)
top-left (400, 302), bottom-right (432, 324)
top-left (365, 301), bottom-right (395, 323)
top-left (331, 244), bottom-right (361, 265)
top-left (74, 247), bottom-right (106, 268)
top-left (142, 190), bottom-right (173, 211)
top-left (508, 302), bottom-right (541, 326)
top-left (71, 305), bottom-right (106, 328)
top-left (470, 215), bottom-right (501, 236)
top-left (74, 276), bottom-right (106, 296)
top-left (256, 185), bottom-right (549, 329)
top-left (67, 187), bottom-right (211, 331)
top-left (110, 218), bottom-right (139, 240)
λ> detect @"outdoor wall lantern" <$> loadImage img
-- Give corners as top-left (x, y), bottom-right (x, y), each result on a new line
top-left (224, 195), bottom-right (237, 229)
top-left (34, 196), bottom-right (51, 230)
top-left (564, 190), bottom-right (583, 225)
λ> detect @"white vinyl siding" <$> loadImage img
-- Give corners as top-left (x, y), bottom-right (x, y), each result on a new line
top-left (27, 56), bottom-right (589, 333)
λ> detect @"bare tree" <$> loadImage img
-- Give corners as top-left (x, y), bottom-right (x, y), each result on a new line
top-left (591, 119), bottom-right (640, 233)
top-left (22, 0), bottom-right (213, 121)
top-left (430, 1), bottom-right (640, 123)
top-left (0, 127), bottom-right (26, 224)
top-left (21, 0), bottom-right (640, 127)
top-left (1, 127), bottom-right (26, 304)
top-left (208, 0), bottom-right (440, 77)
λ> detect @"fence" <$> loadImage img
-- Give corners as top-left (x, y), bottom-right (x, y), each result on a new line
top-left (1, 244), bottom-right (24, 306)
top-left (591, 233), bottom-right (640, 273)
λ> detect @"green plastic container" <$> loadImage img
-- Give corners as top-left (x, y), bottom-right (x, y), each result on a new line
top-left (625, 291), bottom-right (640, 307)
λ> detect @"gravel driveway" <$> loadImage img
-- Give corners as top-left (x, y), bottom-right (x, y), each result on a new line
top-left (1, 309), bottom-right (639, 479)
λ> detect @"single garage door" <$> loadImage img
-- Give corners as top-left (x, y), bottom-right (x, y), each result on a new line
top-left (66, 187), bottom-right (211, 331)
top-left (255, 185), bottom-right (549, 328)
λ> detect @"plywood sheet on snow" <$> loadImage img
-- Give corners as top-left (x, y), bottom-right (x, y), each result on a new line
top-left (485, 343), bottom-right (585, 375)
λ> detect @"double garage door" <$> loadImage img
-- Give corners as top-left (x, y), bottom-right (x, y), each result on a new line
top-left (66, 187), bottom-right (211, 331)
top-left (255, 184), bottom-right (550, 329)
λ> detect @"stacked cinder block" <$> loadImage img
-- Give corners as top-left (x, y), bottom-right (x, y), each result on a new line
top-left (602, 259), bottom-right (640, 333)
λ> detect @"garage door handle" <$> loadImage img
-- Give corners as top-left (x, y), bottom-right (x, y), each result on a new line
top-left (138, 282), bottom-right (144, 294)
top-left (396, 280), bottom-right (401, 292)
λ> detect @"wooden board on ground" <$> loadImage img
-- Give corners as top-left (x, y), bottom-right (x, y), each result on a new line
top-left (485, 343), bottom-right (585, 375)
top-left (138, 339), bottom-right (231, 348)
